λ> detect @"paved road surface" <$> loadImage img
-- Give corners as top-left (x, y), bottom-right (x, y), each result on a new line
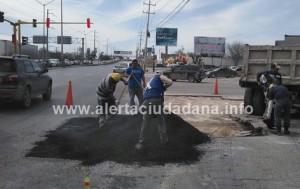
top-left (0, 62), bottom-right (299, 188)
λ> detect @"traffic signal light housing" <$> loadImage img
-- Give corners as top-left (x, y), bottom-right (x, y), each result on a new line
top-left (87, 18), bottom-right (90, 28)
top-left (22, 36), bottom-right (28, 45)
top-left (33, 19), bottom-right (37, 27)
top-left (46, 18), bottom-right (50, 28)
top-left (0, 12), bottom-right (4, 22)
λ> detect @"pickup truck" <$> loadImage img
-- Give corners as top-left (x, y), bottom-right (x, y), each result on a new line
top-left (163, 65), bottom-right (206, 83)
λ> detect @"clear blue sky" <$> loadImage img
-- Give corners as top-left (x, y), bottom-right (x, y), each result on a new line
top-left (1, 0), bottom-right (300, 55)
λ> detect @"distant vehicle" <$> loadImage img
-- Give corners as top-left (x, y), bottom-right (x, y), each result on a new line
top-left (206, 67), bottom-right (238, 78)
top-left (155, 63), bottom-right (165, 67)
top-left (64, 59), bottom-right (71, 66)
top-left (201, 64), bottom-right (218, 72)
top-left (47, 59), bottom-right (59, 67)
top-left (163, 65), bottom-right (206, 83)
top-left (0, 55), bottom-right (52, 108)
top-left (113, 62), bottom-right (131, 75)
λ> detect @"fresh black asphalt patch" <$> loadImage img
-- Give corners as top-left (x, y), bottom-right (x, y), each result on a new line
top-left (26, 113), bottom-right (211, 166)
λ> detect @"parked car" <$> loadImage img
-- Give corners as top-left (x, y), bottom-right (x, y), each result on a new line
top-left (46, 59), bottom-right (59, 67)
top-left (113, 62), bottom-right (131, 75)
top-left (155, 63), bottom-right (165, 67)
top-left (0, 55), bottom-right (52, 108)
top-left (201, 64), bottom-right (218, 72)
top-left (163, 65), bottom-right (206, 83)
top-left (206, 67), bottom-right (238, 78)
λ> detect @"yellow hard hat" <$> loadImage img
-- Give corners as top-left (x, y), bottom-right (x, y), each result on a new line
top-left (110, 73), bottom-right (121, 82)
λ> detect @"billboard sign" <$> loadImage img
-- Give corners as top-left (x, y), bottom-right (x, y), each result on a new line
top-left (33, 35), bottom-right (47, 44)
top-left (156, 28), bottom-right (177, 46)
top-left (57, 36), bottom-right (72, 44)
top-left (194, 36), bottom-right (225, 56)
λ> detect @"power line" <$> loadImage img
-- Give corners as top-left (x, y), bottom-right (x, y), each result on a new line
top-left (149, 0), bottom-right (189, 32)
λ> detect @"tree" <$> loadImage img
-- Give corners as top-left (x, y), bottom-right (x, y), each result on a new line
top-left (227, 41), bottom-right (245, 66)
top-left (188, 52), bottom-right (203, 65)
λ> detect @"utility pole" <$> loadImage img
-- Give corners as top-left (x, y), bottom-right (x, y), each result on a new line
top-left (36, 0), bottom-right (55, 63)
top-left (60, 0), bottom-right (64, 67)
top-left (143, 0), bottom-right (155, 71)
top-left (138, 31), bottom-right (143, 58)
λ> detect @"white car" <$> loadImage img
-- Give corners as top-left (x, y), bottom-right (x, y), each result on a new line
top-left (47, 59), bottom-right (59, 67)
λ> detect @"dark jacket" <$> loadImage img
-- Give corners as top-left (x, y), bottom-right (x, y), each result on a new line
top-left (268, 85), bottom-right (290, 101)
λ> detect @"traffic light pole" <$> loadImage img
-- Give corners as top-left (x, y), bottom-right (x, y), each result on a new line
top-left (5, 20), bottom-right (92, 55)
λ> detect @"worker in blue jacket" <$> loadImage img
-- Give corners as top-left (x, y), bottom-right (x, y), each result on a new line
top-left (257, 63), bottom-right (282, 94)
top-left (267, 80), bottom-right (292, 135)
top-left (135, 71), bottom-right (173, 151)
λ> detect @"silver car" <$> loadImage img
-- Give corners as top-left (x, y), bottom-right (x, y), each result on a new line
top-left (113, 62), bottom-right (131, 75)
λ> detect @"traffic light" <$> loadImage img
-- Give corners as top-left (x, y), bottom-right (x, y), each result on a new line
top-left (12, 34), bottom-right (16, 44)
top-left (46, 18), bottom-right (50, 28)
top-left (33, 19), bottom-right (37, 27)
top-left (87, 18), bottom-right (90, 28)
top-left (0, 12), bottom-right (4, 22)
top-left (22, 36), bottom-right (28, 45)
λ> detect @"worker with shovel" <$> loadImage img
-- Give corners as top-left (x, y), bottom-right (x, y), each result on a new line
top-left (135, 71), bottom-right (173, 151)
top-left (96, 73), bottom-right (127, 127)
top-left (124, 59), bottom-right (146, 108)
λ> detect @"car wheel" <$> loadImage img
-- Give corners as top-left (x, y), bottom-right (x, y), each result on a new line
top-left (188, 75), bottom-right (195, 82)
top-left (42, 83), bottom-right (52, 101)
top-left (211, 73), bottom-right (216, 78)
top-left (244, 88), bottom-right (255, 114)
top-left (22, 87), bottom-right (32, 108)
top-left (196, 79), bottom-right (202, 83)
top-left (253, 88), bottom-right (265, 116)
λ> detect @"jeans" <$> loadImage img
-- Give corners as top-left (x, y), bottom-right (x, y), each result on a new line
top-left (274, 98), bottom-right (292, 130)
top-left (128, 87), bottom-right (143, 106)
top-left (97, 98), bottom-right (116, 123)
top-left (138, 98), bottom-right (168, 145)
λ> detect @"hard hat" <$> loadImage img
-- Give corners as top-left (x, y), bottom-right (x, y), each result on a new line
top-left (110, 73), bottom-right (121, 82)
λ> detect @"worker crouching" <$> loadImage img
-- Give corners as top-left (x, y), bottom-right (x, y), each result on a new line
top-left (135, 71), bottom-right (173, 151)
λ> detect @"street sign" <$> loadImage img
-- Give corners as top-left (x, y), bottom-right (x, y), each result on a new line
top-left (57, 36), bottom-right (72, 44)
top-left (33, 35), bottom-right (47, 44)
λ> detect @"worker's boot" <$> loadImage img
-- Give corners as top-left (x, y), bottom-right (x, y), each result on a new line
top-left (276, 127), bottom-right (282, 135)
top-left (98, 118), bottom-right (106, 127)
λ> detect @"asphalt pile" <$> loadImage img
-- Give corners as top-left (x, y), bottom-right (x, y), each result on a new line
top-left (26, 113), bottom-right (211, 166)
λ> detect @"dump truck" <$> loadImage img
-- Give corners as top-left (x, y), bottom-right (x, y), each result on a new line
top-left (239, 39), bottom-right (300, 115)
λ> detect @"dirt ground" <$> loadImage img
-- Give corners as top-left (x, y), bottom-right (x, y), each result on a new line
top-left (164, 96), bottom-right (245, 137)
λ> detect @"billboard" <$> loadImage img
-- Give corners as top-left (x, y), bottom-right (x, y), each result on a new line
top-left (194, 36), bottom-right (225, 56)
top-left (156, 28), bottom-right (177, 46)
top-left (33, 36), bottom-right (47, 44)
top-left (57, 36), bottom-right (72, 44)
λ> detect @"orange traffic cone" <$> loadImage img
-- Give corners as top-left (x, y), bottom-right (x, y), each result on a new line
top-left (65, 80), bottom-right (73, 108)
top-left (213, 78), bottom-right (219, 95)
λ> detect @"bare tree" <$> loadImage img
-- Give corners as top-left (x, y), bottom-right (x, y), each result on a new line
top-left (227, 41), bottom-right (245, 66)
top-left (188, 52), bottom-right (203, 64)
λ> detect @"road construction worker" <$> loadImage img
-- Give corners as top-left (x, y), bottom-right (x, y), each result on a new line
top-left (135, 71), bottom-right (173, 151)
top-left (96, 73), bottom-right (127, 127)
top-left (124, 59), bottom-right (146, 107)
top-left (257, 63), bottom-right (282, 129)
top-left (267, 79), bottom-right (292, 135)
top-left (257, 62), bottom-right (282, 94)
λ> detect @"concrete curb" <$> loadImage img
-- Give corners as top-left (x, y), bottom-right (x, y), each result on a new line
top-left (165, 93), bottom-right (244, 101)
